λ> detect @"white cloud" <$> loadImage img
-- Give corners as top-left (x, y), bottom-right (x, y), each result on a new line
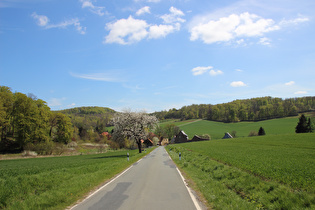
top-left (190, 12), bottom-right (280, 44)
top-left (46, 18), bottom-right (86, 35)
top-left (80, 0), bottom-right (105, 16)
top-left (160, 6), bottom-right (185, 24)
top-left (235, 69), bottom-right (243, 72)
top-left (279, 17), bottom-right (309, 26)
top-left (259, 37), bottom-right (271, 45)
top-left (149, 24), bottom-right (176, 39)
top-left (285, 81), bottom-right (295, 86)
top-left (32, 13), bottom-right (86, 34)
top-left (192, 66), bottom-right (212, 76)
top-left (191, 66), bottom-right (223, 76)
top-left (48, 97), bottom-right (66, 107)
top-left (104, 16), bottom-right (148, 44)
top-left (134, 0), bottom-right (160, 3)
top-left (236, 39), bottom-right (245, 45)
top-left (31, 12), bottom-right (49, 26)
top-left (70, 72), bottom-right (124, 82)
top-left (294, 90), bottom-right (307, 94)
top-left (230, 81), bottom-right (247, 87)
top-left (209, 69), bottom-right (223, 76)
top-left (136, 6), bottom-right (150, 16)
top-left (234, 13), bottom-right (279, 37)
top-left (104, 9), bottom-right (183, 44)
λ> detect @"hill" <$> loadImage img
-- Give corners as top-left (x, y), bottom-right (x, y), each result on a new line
top-left (55, 106), bottom-right (116, 141)
top-left (57, 106), bottom-right (116, 115)
top-left (167, 114), bottom-right (312, 140)
top-left (154, 96), bottom-right (315, 122)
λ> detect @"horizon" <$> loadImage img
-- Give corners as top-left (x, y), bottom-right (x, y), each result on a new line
top-left (1, 0), bottom-right (314, 113)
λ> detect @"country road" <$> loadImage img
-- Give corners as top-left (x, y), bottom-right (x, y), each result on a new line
top-left (71, 146), bottom-right (202, 210)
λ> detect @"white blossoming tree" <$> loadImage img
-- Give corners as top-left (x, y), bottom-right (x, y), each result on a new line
top-left (112, 110), bottom-right (158, 153)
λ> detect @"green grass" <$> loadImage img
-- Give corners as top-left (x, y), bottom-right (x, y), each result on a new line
top-left (167, 133), bottom-right (315, 209)
top-left (174, 116), bottom-right (300, 139)
top-left (0, 148), bottom-right (154, 209)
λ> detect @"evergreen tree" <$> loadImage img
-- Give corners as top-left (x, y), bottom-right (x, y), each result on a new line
top-left (258, 127), bottom-right (266, 135)
top-left (295, 114), bottom-right (308, 133)
top-left (307, 118), bottom-right (313, 133)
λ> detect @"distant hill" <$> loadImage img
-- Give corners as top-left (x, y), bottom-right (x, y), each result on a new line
top-left (56, 106), bottom-right (116, 115)
top-left (153, 96), bottom-right (315, 122)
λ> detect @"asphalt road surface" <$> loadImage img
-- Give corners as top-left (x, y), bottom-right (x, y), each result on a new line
top-left (71, 146), bottom-right (200, 210)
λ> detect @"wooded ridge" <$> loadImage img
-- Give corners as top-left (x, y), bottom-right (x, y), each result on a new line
top-left (153, 96), bottom-right (315, 122)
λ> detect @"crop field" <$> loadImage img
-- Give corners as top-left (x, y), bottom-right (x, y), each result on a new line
top-left (174, 116), bottom-right (300, 139)
top-left (0, 149), bottom-right (153, 209)
top-left (167, 133), bottom-right (315, 209)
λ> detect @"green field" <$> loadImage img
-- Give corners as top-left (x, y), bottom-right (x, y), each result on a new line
top-left (0, 149), bottom-right (153, 209)
top-left (167, 133), bottom-right (315, 209)
top-left (171, 116), bottom-right (300, 139)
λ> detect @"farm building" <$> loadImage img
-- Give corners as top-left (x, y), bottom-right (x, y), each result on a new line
top-left (173, 130), bottom-right (188, 143)
top-left (191, 135), bottom-right (210, 142)
top-left (222, 132), bottom-right (233, 139)
top-left (142, 139), bottom-right (153, 147)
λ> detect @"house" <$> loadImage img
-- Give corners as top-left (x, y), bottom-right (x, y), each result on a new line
top-left (191, 135), bottom-right (209, 142)
top-left (174, 130), bottom-right (188, 143)
top-left (222, 132), bottom-right (233, 139)
top-left (142, 139), bottom-right (153, 147)
top-left (160, 138), bottom-right (169, 146)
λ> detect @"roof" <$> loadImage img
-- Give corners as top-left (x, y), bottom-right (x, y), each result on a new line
top-left (222, 132), bottom-right (233, 139)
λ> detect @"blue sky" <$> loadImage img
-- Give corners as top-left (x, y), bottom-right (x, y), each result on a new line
top-left (1, 0), bottom-right (314, 112)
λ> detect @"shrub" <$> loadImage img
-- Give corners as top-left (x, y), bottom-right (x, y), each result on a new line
top-left (248, 130), bottom-right (258, 137)
top-left (231, 130), bottom-right (237, 138)
top-left (200, 134), bottom-right (211, 140)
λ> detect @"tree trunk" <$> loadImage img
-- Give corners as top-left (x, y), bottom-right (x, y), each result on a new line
top-left (137, 141), bottom-right (142, 153)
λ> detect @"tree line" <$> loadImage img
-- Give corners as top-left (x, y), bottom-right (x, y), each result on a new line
top-left (57, 106), bottom-right (115, 142)
top-left (153, 96), bottom-right (315, 122)
top-left (0, 86), bottom-right (73, 153)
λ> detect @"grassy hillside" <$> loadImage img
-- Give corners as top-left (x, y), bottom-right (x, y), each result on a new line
top-left (173, 115), bottom-right (301, 140)
top-left (167, 133), bottom-right (315, 209)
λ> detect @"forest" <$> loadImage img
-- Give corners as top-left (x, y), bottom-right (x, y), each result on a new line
top-left (0, 86), bottom-right (73, 153)
top-left (153, 96), bottom-right (315, 122)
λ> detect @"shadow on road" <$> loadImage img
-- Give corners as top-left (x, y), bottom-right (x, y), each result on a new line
top-left (89, 182), bottom-right (132, 210)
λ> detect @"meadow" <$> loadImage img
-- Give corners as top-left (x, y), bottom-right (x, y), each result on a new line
top-left (171, 116), bottom-right (300, 139)
top-left (0, 148), bottom-right (153, 209)
top-left (167, 133), bottom-right (315, 209)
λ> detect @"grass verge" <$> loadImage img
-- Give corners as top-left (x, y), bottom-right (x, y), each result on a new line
top-left (0, 148), bottom-right (154, 209)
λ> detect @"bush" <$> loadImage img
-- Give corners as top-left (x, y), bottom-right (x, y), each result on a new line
top-left (24, 141), bottom-right (66, 155)
top-left (200, 134), bottom-right (211, 140)
top-left (231, 130), bottom-right (237, 138)
top-left (248, 130), bottom-right (258, 137)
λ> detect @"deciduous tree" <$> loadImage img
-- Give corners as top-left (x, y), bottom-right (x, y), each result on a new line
top-left (112, 111), bottom-right (158, 153)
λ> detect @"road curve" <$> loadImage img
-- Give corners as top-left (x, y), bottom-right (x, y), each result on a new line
top-left (71, 146), bottom-right (199, 210)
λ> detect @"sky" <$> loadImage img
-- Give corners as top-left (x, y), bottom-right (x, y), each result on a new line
top-left (0, 0), bottom-right (314, 112)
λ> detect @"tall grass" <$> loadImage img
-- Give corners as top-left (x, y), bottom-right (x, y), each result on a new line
top-left (167, 133), bottom-right (315, 209)
top-left (0, 149), bottom-right (153, 209)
